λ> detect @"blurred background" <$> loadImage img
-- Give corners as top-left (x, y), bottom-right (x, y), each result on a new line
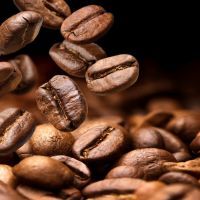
top-left (0, 1), bottom-right (200, 120)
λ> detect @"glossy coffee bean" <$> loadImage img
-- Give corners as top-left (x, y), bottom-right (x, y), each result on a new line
top-left (13, 0), bottom-right (71, 29)
top-left (30, 124), bottom-right (74, 156)
top-left (86, 54), bottom-right (139, 95)
top-left (0, 181), bottom-right (27, 200)
top-left (36, 75), bottom-right (87, 131)
top-left (159, 172), bottom-right (199, 186)
top-left (0, 11), bottom-right (43, 55)
top-left (72, 123), bottom-right (126, 162)
top-left (52, 155), bottom-right (91, 188)
top-left (0, 108), bottom-right (35, 155)
top-left (83, 178), bottom-right (145, 198)
top-left (61, 5), bottom-right (114, 44)
top-left (0, 165), bottom-right (17, 188)
top-left (117, 148), bottom-right (176, 180)
top-left (10, 55), bottom-right (38, 94)
top-left (13, 156), bottom-right (73, 189)
top-left (0, 62), bottom-right (22, 96)
top-left (49, 40), bottom-right (106, 77)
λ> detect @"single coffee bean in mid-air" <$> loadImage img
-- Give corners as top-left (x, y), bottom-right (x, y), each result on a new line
top-left (0, 62), bottom-right (22, 96)
top-left (36, 75), bottom-right (87, 131)
top-left (13, 155), bottom-right (74, 189)
top-left (0, 108), bottom-right (35, 155)
top-left (49, 40), bottom-right (106, 77)
top-left (61, 5), bottom-right (114, 44)
top-left (13, 0), bottom-right (71, 29)
top-left (10, 55), bottom-right (38, 94)
top-left (0, 11), bottom-right (43, 55)
top-left (86, 54), bottom-right (139, 95)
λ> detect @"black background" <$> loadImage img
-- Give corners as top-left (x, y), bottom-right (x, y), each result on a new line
top-left (1, 1), bottom-right (200, 70)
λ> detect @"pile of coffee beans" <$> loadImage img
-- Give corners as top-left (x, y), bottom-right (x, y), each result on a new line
top-left (0, 1), bottom-right (200, 200)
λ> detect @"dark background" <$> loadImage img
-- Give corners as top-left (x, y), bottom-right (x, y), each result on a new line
top-left (1, 0), bottom-right (200, 70)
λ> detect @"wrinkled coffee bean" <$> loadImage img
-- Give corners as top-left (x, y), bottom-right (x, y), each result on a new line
top-left (13, 0), bottom-right (71, 29)
top-left (86, 54), bottom-right (139, 95)
top-left (0, 181), bottom-right (27, 200)
top-left (10, 55), bottom-right (38, 94)
top-left (0, 62), bottom-right (22, 96)
top-left (0, 11), bottom-right (43, 55)
top-left (52, 155), bottom-right (91, 188)
top-left (49, 40), bottom-right (106, 77)
top-left (13, 156), bottom-right (73, 189)
top-left (72, 123), bottom-right (127, 162)
top-left (0, 165), bottom-right (17, 188)
top-left (36, 75), bottom-right (87, 131)
top-left (0, 108), bottom-right (35, 155)
top-left (117, 148), bottom-right (176, 180)
top-left (82, 178), bottom-right (145, 198)
top-left (30, 124), bottom-right (74, 156)
top-left (159, 172), bottom-right (199, 186)
top-left (61, 5), bottom-right (114, 43)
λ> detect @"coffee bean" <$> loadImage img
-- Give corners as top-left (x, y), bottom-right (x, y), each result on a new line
top-left (117, 148), bottom-right (176, 180)
top-left (49, 40), bottom-right (106, 77)
top-left (16, 140), bottom-right (33, 159)
top-left (30, 123), bottom-right (74, 156)
top-left (72, 123), bottom-right (127, 162)
top-left (0, 11), bottom-right (43, 55)
top-left (61, 5), bottom-right (114, 44)
top-left (0, 165), bottom-right (17, 188)
top-left (159, 172), bottom-right (199, 186)
top-left (0, 181), bottom-right (27, 200)
top-left (86, 54), bottom-right (139, 95)
top-left (58, 187), bottom-right (82, 200)
top-left (0, 108), bottom-right (35, 155)
top-left (10, 55), bottom-right (38, 94)
top-left (190, 132), bottom-right (200, 154)
top-left (13, 156), bottom-right (73, 189)
top-left (36, 75), bottom-right (87, 131)
top-left (13, 0), bottom-right (71, 29)
top-left (52, 155), bottom-right (91, 188)
top-left (0, 62), bottom-right (22, 96)
top-left (82, 178), bottom-right (145, 198)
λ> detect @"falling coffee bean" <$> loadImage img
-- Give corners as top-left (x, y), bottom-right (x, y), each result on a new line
top-left (86, 54), bottom-right (139, 95)
top-left (36, 75), bottom-right (88, 131)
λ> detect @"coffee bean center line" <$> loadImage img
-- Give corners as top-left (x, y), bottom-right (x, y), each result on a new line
top-left (21, 17), bottom-right (30, 46)
top-left (90, 61), bottom-right (137, 80)
top-left (81, 127), bottom-right (114, 158)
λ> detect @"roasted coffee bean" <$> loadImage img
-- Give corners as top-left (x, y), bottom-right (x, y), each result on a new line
top-left (166, 111), bottom-right (200, 141)
top-left (0, 108), bottom-right (35, 155)
top-left (72, 123), bottom-right (127, 162)
top-left (16, 140), bottom-right (33, 159)
top-left (0, 11), bottom-right (43, 55)
top-left (61, 5), bottom-right (114, 44)
top-left (52, 155), bottom-right (91, 188)
top-left (58, 187), bottom-right (82, 200)
top-left (106, 166), bottom-right (143, 179)
top-left (0, 165), bottom-right (17, 188)
top-left (0, 62), bottom-right (22, 96)
top-left (49, 40), bottom-right (106, 77)
top-left (86, 54), bottom-right (139, 95)
top-left (163, 158), bottom-right (200, 176)
top-left (30, 124), bottom-right (74, 156)
top-left (13, 156), bottom-right (73, 189)
top-left (190, 132), bottom-right (200, 154)
top-left (82, 178), bottom-right (145, 198)
top-left (36, 75), bottom-right (87, 131)
top-left (13, 0), bottom-right (71, 29)
top-left (159, 172), bottom-right (199, 186)
top-left (0, 181), bottom-right (27, 200)
top-left (117, 148), bottom-right (176, 180)
top-left (10, 55), bottom-right (38, 94)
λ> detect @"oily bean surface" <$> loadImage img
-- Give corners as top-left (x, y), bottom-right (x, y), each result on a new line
top-left (49, 40), bottom-right (106, 77)
top-left (0, 11), bottom-right (43, 55)
top-left (61, 5), bottom-right (114, 44)
top-left (0, 108), bottom-right (35, 155)
top-left (86, 54), bottom-right (139, 95)
top-left (36, 75), bottom-right (87, 131)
